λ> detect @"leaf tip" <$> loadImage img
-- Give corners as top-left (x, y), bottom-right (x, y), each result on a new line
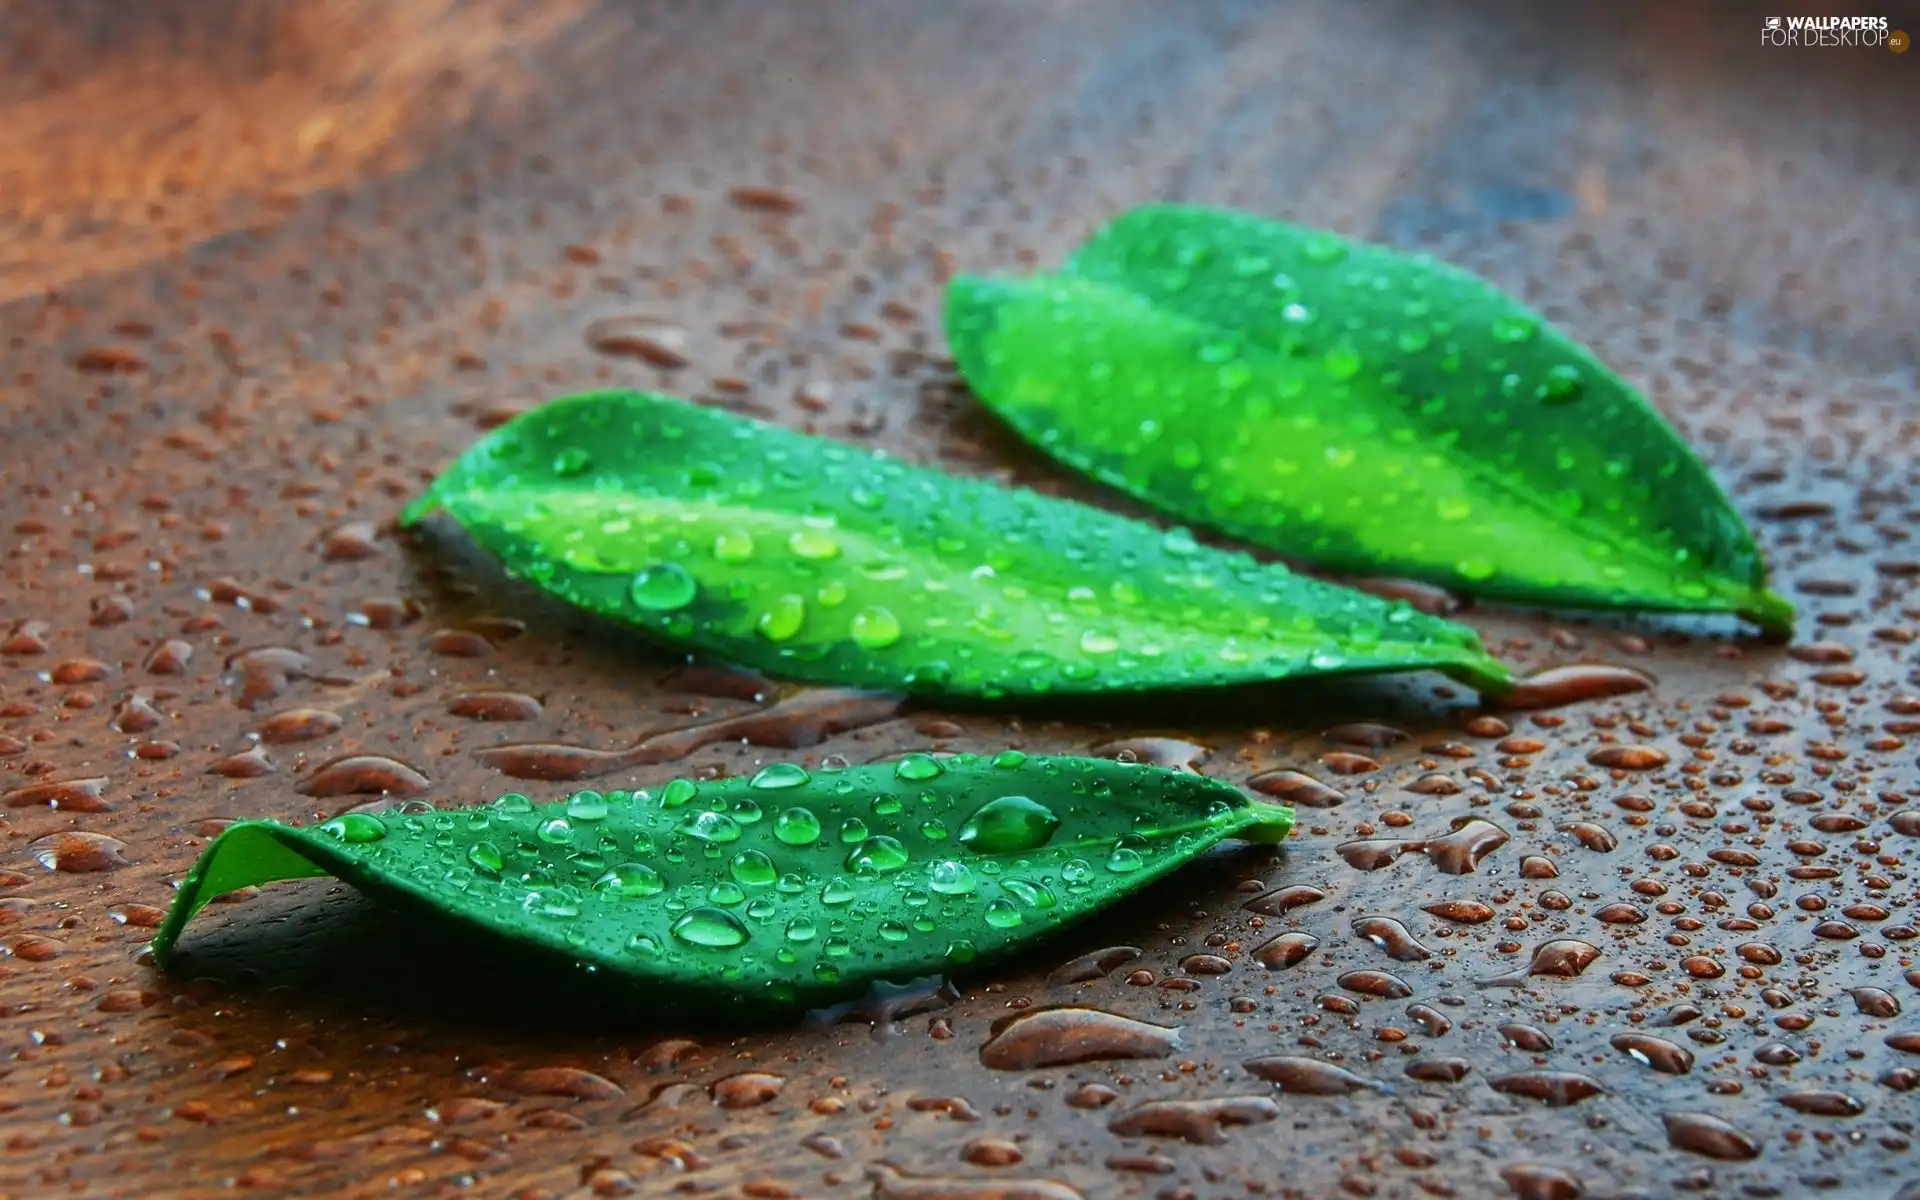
top-left (397, 489), bottom-right (440, 529)
top-left (1743, 588), bottom-right (1796, 642)
top-left (1240, 801), bottom-right (1295, 845)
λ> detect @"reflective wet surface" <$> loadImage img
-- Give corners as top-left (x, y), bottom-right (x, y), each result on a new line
top-left (2, 1), bottom-right (1918, 1197)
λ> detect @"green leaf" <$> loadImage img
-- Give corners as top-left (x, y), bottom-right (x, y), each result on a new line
top-left (944, 204), bottom-right (1793, 637)
top-left (399, 390), bottom-right (1511, 695)
top-left (150, 754), bottom-right (1293, 1014)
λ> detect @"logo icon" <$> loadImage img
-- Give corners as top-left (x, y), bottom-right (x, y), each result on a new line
top-left (1765, 17), bottom-right (1781, 30)
top-left (1893, 29), bottom-right (1911, 52)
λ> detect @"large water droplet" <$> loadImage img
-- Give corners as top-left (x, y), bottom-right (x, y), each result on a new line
top-left (957, 796), bottom-right (1059, 853)
top-left (894, 753), bottom-right (944, 781)
top-left (660, 778), bottom-right (698, 808)
top-left (846, 835), bottom-right (910, 874)
top-left (671, 906), bottom-right (750, 949)
top-left (774, 806), bottom-right (822, 845)
top-left (729, 850), bottom-right (777, 886)
top-left (594, 862), bottom-right (665, 897)
top-left (565, 790), bottom-right (609, 821)
top-left (929, 859), bottom-right (978, 895)
top-left (750, 762), bottom-right (811, 790)
top-left (850, 607), bottom-right (903, 650)
top-left (677, 810), bottom-right (743, 844)
top-left (319, 813), bottom-right (387, 843)
top-left (629, 563), bottom-right (697, 611)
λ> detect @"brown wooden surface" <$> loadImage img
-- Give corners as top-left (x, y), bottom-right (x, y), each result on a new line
top-left (3, 2), bottom-right (1919, 1197)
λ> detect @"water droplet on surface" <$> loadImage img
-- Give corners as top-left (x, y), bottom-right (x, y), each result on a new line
top-left (1242, 1056), bottom-right (1381, 1095)
top-left (31, 832), bottom-right (131, 873)
top-left (1662, 1111), bottom-right (1761, 1160)
top-left (979, 1008), bottom-right (1181, 1070)
top-left (1488, 1072), bottom-right (1605, 1107)
top-left (1252, 932), bottom-right (1319, 970)
top-left (1107, 1096), bottom-right (1279, 1145)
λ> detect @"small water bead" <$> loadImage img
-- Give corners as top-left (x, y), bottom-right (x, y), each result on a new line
top-left (1079, 630), bottom-right (1120, 654)
top-left (929, 860), bottom-right (978, 895)
top-left (850, 607), bottom-right (903, 650)
top-left (993, 750), bottom-right (1027, 769)
top-left (823, 936), bottom-right (852, 957)
top-left (921, 819), bottom-right (950, 840)
top-left (1322, 345), bottom-right (1363, 381)
top-left (785, 917), bottom-right (817, 942)
top-left (839, 817), bottom-right (870, 843)
top-left (757, 594), bottom-right (807, 641)
top-left (713, 530), bottom-right (754, 562)
top-left (468, 842), bottom-right (504, 873)
top-left (1538, 363), bottom-right (1583, 403)
top-left (629, 563), bottom-right (697, 611)
top-left (707, 881), bottom-right (746, 906)
top-left (957, 796), bottom-right (1060, 853)
top-left (1490, 314), bottom-right (1538, 344)
top-left (626, 933), bottom-right (663, 956)
top-left (750, 762), bottom-right (811, 790)
top-left (787, 528), bottom-right (840, 560)
top-left (494, 792), bottom-right (535, 814)
top-left (550, 446), bottom-right (593, 476)
top-left (730, 850), bottom-right (777, 886)
top-left (671, 907), bottom-right (750, 949)
top-left (677, 811), bottom-right (743, 844)
top-left (1062, 859), bottom-right (1094, 884)
top-left (565, 790), bottom-right (609, 821)
top-left (895, 753), bottom-right (944, 781)
top-left (821, 878), bottom-right (857, 906)
top-left (319, 813), bottom-right (387, 843)
top-left (879, 921), bottom-right (910, 942)
top-left (984, 900), bottom-right (1024, 929)
top-left (774, 807), bottom-right (822, 846)
top-left (846, 836), bottom-right (910, 874)
top-left (1302, 233), bottom-right (1348, 264)
top-left (594, 862), bottom-right (665, 897)
top-left (537, 817), bottom-right (575, 845)
top-left (730, 798), bottom-right (764, 824)
top-left (870, 794), bottom-right (903, 816)
top-left (776, 872), bottom-right (807, 894)
top-left (660, 778), bottom-right (698, 808)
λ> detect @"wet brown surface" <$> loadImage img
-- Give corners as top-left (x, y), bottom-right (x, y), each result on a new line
top-left (2, 2), bottom-right (1918, 1197)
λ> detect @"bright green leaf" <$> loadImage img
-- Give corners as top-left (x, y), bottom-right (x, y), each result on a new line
top-left (944, 204), bottom-right (1792, 637)
top-left (150, 755), bottom-right (1294, 1015)
top-left (399, 390), bottom-right (1511, 696)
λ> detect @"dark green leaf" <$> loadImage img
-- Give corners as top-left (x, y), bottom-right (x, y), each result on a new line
top-left (944, 204), bottom-right (1792, 636)
top-left (399, 390), bottom-right (1511, 695)
top-left (150, 754), bottom-right (1293, 1014)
